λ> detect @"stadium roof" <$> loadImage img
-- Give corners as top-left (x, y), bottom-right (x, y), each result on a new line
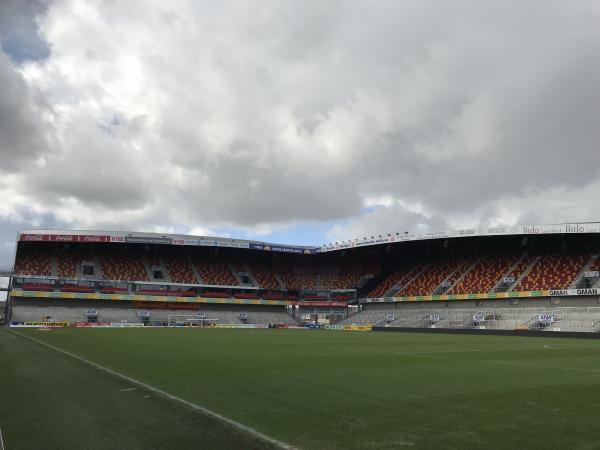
top-left (17, 222), bottom-right (600, 254)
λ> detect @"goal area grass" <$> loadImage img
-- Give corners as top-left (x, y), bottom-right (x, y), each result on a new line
top-left (2, 327), bottom-right (600, 449)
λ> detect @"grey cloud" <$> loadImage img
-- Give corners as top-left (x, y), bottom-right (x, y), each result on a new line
top-left (0, 0), bottom-right (598, 252)
top-left (25, 117), bottom-right (151, 210)
top-left (151, 0), bottom-right (600, 227)
top-left (0, 0), bottom-right (50, 62)
top-left (0, 51), bottom-right (49, 171)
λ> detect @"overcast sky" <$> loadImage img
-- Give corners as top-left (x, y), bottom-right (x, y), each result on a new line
top-left (0, 0), bottom-right (599, 267)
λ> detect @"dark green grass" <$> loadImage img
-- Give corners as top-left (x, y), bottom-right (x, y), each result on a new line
top-left (0, 328), bottom-right (276, 450)
top-left (3, 328), bottom-right (600, 449)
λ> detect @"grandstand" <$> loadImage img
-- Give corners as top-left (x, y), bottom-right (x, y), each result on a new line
top-left (5, 223), bottom-right (600, 332)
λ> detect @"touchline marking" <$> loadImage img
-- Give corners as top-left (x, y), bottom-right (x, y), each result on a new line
top-left (477, 359), bottom-right (600, 373)
top-left (0, 425), bottom-right (5, 450)
top-left (398, 348), bottom-right (539, 355)
top-left (10, 330), bottom-right (296, 450)
top-left (119, 388), bottom-right (137, 392)
top-left (399, 345), bottom-right (600, 355)
top-left (400, 349), bottom-right (600, 373)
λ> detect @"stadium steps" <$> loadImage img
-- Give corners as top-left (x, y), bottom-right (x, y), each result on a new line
top-left (361, 265), bottom-right (400, 297)
top-left (434, 259), bottom-right (477, 295)
top-left (274, 273), bottom-right (286, 289)
top-left (186, 256), bottom-right (204, 284)
top-left (91, 250), bottom-right (104, 279)
top-left (226, 259), bottom-right (245, 286)
top-left (508, 256), bottom-right (542, 292)
top-left (229, 254), bottom-right (258, 287)
top-left (570, 254), bottom-right (599, 288)
top-left (385, 264), bottom-right (429, 297)
top-left (159, 257), bottom-right (172, 282)
top-left (492, 252), bottom-right (529, 292)
top-left (384, 265), bottom-right (422, 297)
top-left (142, 257), bottom-right (155, 282)
top-left (145, 257), bottom-right (172, 283)
top-left (443, 258), bottom-right (482, 294)
top-left (356, 273), bottom-right (374, 289)
top-left (50, 255), bottom-right (58, 277)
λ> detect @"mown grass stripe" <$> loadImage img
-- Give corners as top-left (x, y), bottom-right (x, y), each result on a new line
top-left (9, 329), bottom-right (296, 450)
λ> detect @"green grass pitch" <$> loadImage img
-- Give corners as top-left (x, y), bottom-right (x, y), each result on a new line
top-left (2, 327), bottom-right (600, 449)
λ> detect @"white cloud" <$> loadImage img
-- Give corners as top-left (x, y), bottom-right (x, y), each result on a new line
top-left (0, 0), bottom-right (598, 258)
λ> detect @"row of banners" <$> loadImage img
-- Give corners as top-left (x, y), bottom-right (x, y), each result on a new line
top-left (18, 231), bottom-right (318, 254)
top-left (360, 287), bottom-right (600, 303)
top-left (10, 289), bottom-right (348, 307)
top-left (320, 222), bottom-right (600, 251)
top-left (11, 287), bottom-right (600, 305)
top-left (19, 221), bottom-right (600, 254)
top-left (324, 324), bottom-right (372, 331)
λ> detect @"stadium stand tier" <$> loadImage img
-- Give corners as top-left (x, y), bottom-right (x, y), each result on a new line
top-left (7, 227), bottom-right (600, 331)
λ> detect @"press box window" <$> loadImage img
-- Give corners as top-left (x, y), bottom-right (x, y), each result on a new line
top-left (82, 263), bottom-right (95, 276)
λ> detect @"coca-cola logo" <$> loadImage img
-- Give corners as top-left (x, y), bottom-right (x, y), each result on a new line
top-left (21, 234), bottom-right (45, 241)
top-left (54, 235), bottom-right (75, 241)
top-left (80, 235), bottom-right (105, 242)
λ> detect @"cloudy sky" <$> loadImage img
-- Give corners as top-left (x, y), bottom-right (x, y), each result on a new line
top-left (0, 0), bottom-right (599, 267)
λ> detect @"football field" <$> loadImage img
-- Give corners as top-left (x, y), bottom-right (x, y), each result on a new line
top-left (2, 327), bottom-right (600, 450)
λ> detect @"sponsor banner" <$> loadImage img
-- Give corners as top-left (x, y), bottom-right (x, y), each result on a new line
top-left (73, 322), bottom-right (111, 327)
top-left (110, 322), bottom-right (145, 327)
top-left (360, 297), bottom-right (394, 303)
top-left (124, 236), bottom-right (173, 245)
top-left (10, 289), bottom-right (294, 306)
top-left (548, 288), bottom-right (600, 297)
top-left (296, 301), bottom-right (349, 307)
top-left (358, 290), bottom-right (549, 303)
top-left (539, 313), bottom-right (554, 324)
top-left (325, 324), bottom-right (372, 331)
top-left (213, 324), bottom-right (265, 329)
top-left (20, 233), bottom-right (110, 242)
top-left (321, 222), bottom-right (600, 252)
top-left (20, 233), bottom-right (48, 241)
top-left (24, 321), bottom-right (69, 327)
top-left (78, 235), bottom-right (110, 242)
top-left (249, 242), bottom-right (316, 254)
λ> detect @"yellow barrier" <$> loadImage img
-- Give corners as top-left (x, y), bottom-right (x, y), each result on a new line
top-left (24, 321), bottom-right (70, 327)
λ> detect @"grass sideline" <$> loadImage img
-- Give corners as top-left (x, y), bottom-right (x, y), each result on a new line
top-left (3, 328), bottom-right (600, 449)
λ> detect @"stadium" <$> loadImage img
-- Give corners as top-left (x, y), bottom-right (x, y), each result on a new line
top-left (6, 223), bottom-right (600, 332)
top-left (3, 223), bottom-right (600, 449)
top-left (2, 1), bottom-right (600, 448)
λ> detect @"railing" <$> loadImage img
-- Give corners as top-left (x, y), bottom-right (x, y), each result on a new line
top-left (10, 274), bottom-right (357, 302)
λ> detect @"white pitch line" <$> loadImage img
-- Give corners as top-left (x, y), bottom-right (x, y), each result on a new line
top-left (0, 425), bottom-right (5, 450)
top-left (119, 388), bottom-right (137, 392)
top-left (10, 330), bottom-right (296, 450)
top-left (398, 347), bottom-right (539, 355)
top-left (399, 345), bottom-right (600, 355)
top-left (478, 359), bottom-right (600, 373)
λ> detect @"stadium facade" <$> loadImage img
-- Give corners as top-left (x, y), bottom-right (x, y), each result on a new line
top-left (5, 222), bottom-right (600, 332)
